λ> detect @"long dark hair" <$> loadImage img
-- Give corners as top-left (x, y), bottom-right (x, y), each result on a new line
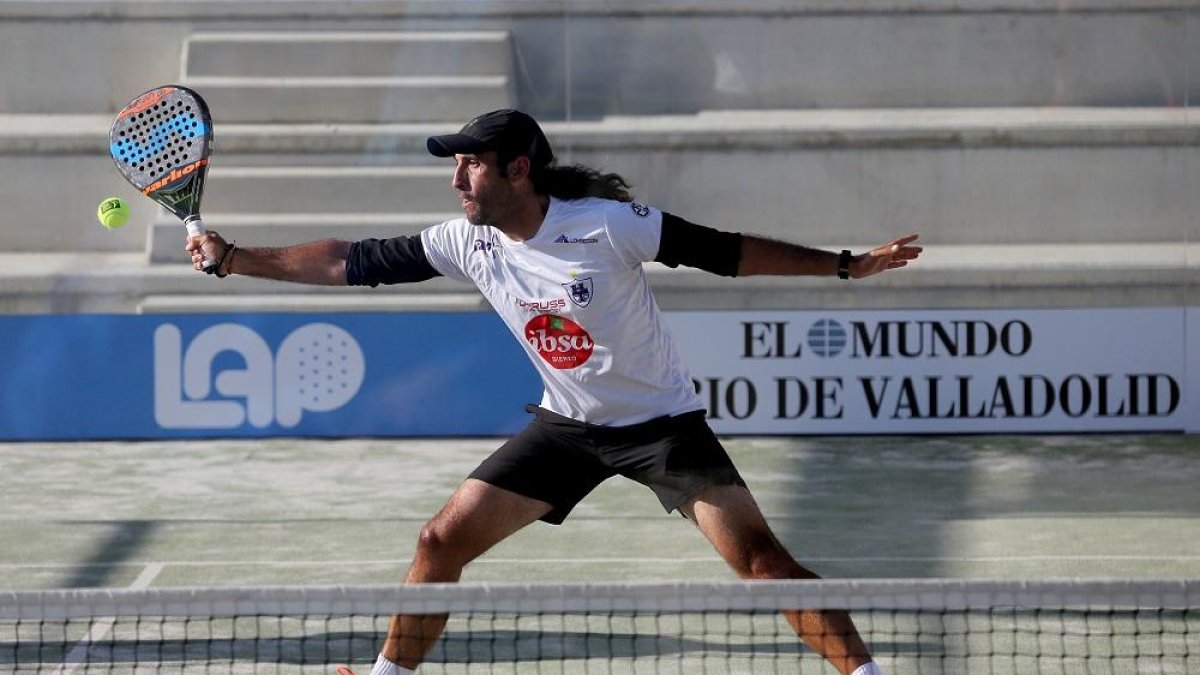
top-left (531, 164), bottom-right (633, 203)
top-left (497, 151), bottom-right (633, 202)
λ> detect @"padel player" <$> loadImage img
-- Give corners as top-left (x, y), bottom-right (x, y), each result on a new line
top-left (187, 109), bottom-right (922, 675)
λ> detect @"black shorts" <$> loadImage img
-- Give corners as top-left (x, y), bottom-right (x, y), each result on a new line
top-left (469, 405), bottom-right (746, 525)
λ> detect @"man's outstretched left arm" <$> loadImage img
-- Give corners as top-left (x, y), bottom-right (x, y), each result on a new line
top-left (654, 212), bottom-right (922, 280)
top-left (737, 233), bottom-right (922, 279)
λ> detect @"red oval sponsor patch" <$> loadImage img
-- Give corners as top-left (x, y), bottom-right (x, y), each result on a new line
top-left (524, 314), bottom-right (594, 369)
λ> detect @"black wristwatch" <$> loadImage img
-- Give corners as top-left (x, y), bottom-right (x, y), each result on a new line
top-left (837, 249), bottom-right (852, 280)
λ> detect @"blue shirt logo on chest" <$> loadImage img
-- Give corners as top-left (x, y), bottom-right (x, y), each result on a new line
top-left (553, 234), bottom-right (599, 244)
top-left (563, 277), bottom-right (594, 308)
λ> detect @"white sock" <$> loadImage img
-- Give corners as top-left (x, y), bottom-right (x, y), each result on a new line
top-left (850, 662), bottom-right (882, 675)
top-left (368, 654), bottom-right (415, 675)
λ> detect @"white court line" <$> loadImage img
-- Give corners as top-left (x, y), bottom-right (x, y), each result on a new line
top-left (52, 562), bottom-right (164, 675)
top-left (7, 555), bottom-right (1200, 570)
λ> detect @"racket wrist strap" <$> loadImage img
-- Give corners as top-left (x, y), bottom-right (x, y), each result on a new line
top-left (215, 241), bottom-right (238, 278)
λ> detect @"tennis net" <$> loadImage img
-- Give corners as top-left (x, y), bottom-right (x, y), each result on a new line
top-left (1, 578), bottom-right (1195, 674)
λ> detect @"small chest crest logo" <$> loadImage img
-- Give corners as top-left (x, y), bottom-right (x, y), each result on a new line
top-left (563, 277), bottom-right (594, 308)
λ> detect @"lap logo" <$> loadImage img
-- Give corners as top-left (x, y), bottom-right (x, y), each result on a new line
top-left (154, 322), bottom-right (366, 429)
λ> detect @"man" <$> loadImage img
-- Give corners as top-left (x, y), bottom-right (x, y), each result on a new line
top-left (188, 109), bottom-right (921, 675)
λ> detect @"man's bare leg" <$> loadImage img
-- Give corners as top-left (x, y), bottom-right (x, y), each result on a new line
top-left (680, 484), bottom-right (874, 675)
top-left (379, 479), bottom-right (552, 670)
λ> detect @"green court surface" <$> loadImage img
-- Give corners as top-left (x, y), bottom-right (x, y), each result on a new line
top-left (2, 434), bottom-right (1198, 674)
top-left (2, 434), bottom-right (1197, 589)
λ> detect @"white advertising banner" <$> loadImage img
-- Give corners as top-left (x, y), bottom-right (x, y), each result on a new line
top-left (668, 308), bottom-right (1191, 435)
top-left (1188, 307), bottom-right (1199, 434)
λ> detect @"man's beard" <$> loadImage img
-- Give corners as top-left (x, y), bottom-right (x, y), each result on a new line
top-left (465, 205), bottom-right (489, 225)
top-left (463, 188), bottom-right (514, 226)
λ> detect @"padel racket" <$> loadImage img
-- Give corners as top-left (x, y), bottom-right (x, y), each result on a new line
top-left (109, 85), bottom-right (217, 270)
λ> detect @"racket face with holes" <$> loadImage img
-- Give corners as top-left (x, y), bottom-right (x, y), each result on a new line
top-left (109, 85), bottom-right (212, 222)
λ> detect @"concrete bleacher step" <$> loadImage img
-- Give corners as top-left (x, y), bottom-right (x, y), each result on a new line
top-left (145, 164), bottom-right (461, 262)
top-left (5, 4), bottom-right (1195, 115)
top-left (2, 243), bottom-right (1195, 314)
top-left (147, 212), bottom-right (457, 263)
top-left (136, 292), bottom-right (486, 314)
top-left (181, 76), bottom-right (513, 123)
top-left (1, 108), bottom-right (1193, 254)
top-left (182, 31), bottom-right (512, 78)
top-left (198, 166), bottom-right (457, 214)
top-left (178, 30), bottom-right (515, 123)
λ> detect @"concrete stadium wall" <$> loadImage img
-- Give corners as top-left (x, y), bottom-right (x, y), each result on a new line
top-left (0, 1), bottom-right (1195, 116)
top-left (5, 112), bottom-right (1196, 254)
top-left (0, 0), bottom-right (1195, 313)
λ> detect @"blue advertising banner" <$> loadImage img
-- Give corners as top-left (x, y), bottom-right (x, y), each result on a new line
top-left (0, 313), bottom-right (540, 440)
top-left (1, 308), bottom-right (1196, 440)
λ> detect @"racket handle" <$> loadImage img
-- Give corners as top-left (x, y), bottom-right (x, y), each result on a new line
top-left (185, 216), bottom-right (218, 271)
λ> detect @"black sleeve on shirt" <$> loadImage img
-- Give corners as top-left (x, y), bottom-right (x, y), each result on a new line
top-left (345, 236), bottom-right (442, 287)
top-left (654, 212), bottom-right (744, 277)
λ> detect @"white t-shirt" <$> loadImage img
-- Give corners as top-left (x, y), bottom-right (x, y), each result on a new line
top-left (420, 197), bottom-right (704, 426)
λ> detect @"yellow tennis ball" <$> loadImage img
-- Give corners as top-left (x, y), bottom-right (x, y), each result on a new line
top-left (97, 197), bottom-right (130, 229)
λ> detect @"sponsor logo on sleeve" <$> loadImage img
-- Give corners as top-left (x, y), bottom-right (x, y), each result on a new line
top-left (630, 202), bottom-right (650, 217)
top-left (472, 236), bottom-right (499, 258)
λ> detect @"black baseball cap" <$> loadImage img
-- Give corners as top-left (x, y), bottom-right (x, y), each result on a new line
top-left (426, 109), bottom-right (554, 168)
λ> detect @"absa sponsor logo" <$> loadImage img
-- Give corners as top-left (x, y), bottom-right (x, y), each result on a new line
top-left (524, 315), bottom-right (594, 370)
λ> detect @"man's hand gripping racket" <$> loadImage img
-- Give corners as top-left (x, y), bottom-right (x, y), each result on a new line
top-left (109, 85), bottom-right (224, 273)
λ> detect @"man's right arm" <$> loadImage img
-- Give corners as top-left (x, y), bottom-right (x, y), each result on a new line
top-left (188, 233), bottom-right (352, 285)
top-left (188, 232), bottom-right (444, 287)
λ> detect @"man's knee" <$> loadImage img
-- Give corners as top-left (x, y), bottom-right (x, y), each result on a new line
top-left (413, 518), bottom-right (471, 569)
top-left (742, 536), bottom-right (819, 581)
